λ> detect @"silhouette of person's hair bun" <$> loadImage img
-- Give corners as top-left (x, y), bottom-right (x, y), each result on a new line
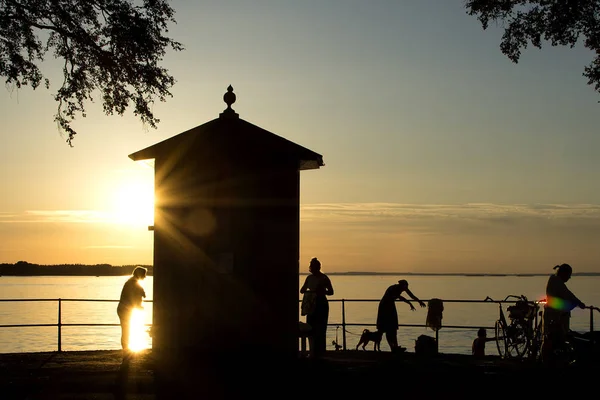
top-left (554, 263), bottom-right (572, 274)
top-left (310, 257), bottom-right (321, 269)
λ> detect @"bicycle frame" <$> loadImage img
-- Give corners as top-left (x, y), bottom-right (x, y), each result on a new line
top-left (486, 295), bottom-right (540, 360)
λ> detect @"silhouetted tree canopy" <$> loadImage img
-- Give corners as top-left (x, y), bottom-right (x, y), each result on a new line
top-left (466, 0), bottom-right (600, 99)
top-left (0, 0), bottom-right (183, 145)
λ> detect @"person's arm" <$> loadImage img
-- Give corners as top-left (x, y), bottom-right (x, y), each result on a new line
top-left (324, 275), bottom-right (334, 296)
top-left (136, 284), bottom-right (145, 308)
top-left (300, 277), bottom-right (309, 294)
top-left (399, 295), bottom-right (416, 311)
top-left (557, 280), bottom-right (585, 309)
top-left (405, 288), bottom-right (426, 308)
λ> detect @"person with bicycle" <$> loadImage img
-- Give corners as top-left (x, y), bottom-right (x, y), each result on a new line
top-left (542, 263), bottom-right (586, 361)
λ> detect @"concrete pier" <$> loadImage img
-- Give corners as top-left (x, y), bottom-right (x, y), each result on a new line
top-left (1, 349), bottom-right (595, 399)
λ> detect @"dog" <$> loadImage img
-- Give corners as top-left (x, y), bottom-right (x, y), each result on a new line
top-left (356, 329), bottom-right (383, 351)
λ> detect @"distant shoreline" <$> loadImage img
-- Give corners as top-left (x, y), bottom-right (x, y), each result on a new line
top-left (301, 272), bottom-right (600, 277)
top-left (0, 262), bottom-right (153, 277)
top-left (1, 262), bottom-right (599, 277)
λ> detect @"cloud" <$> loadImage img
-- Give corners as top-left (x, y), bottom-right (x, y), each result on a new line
top-left (83, 245), bottom-right (135, 249)
top-left (0, 212), bottom-right (19, 219)
top-left (297, 203), bottom-right (600, 272)
top-left (300, 202), bottom-right (600, 220)
top-left (0, 210), bottom-right (114, 224)
top-left (1, 203), bottom-right (597, 272)
top-left (2, 203), bottom-right (598, 232)
top-left (300, 203), bottom-right (600, 234)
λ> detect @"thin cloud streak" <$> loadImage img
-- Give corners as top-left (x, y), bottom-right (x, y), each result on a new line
top-left (301, 203), bottom-right (600, 220)
top-left (0, 210), bottom-right (126, 224)
top-left (83, 245), bottom-right (135, 249)
top-left (299, 203), bottom-right (600, 273)
top-left (0, 203), bottom-right (598, 272)
top-left (300, 203), bottom-right (600, 233)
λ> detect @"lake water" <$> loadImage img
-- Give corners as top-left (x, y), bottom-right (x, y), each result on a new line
top-left (1, 274), bottom-right (599, 355)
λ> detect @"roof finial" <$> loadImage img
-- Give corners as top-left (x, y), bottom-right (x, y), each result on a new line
top-left (220, 85), bottom-right (239, 119)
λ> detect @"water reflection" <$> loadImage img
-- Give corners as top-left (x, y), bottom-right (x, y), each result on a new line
top-left (1, 275), bottom-right (599, 354)
top-left (0, 276), bottom-right (153, 353)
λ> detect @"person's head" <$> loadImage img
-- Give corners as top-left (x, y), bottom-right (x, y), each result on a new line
top-left (397, 279), bottom-right (408, 289)
top-left (477, 328), bottom-right (487, 338)
top-left (554, 263), bottom-right (572, 282)
top-left (133, 266), bottom-right (147, 280)
top-left (309, 257), bottom-right (321, 274)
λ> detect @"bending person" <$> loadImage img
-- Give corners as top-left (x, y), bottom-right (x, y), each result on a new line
top-left (117, 266), bottom-right (147, 356)
top-left (376, 279), bottom-right (426, 352)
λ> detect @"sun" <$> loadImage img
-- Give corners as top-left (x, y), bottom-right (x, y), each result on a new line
top-left (110, 179), bottom-right (154, 226)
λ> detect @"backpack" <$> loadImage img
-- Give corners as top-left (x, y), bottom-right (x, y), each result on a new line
top-left (415, 334), bottom-right (438, 356)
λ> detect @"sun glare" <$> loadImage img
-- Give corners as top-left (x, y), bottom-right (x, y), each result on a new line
top-left (110, 180), bottom-right (154, 226)
top-left (128, 308), bottom-right (149, 352)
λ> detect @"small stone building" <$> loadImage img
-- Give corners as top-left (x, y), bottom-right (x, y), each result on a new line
top-left (128, 86), bottom-right (324, 361)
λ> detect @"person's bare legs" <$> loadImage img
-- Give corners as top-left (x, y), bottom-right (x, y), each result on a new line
top-left (118, 310), bottom-right (131, 358)
top-left (121, 321), bottom-right (130, 350)
top-left (385, 330), bottom-right (398, 351)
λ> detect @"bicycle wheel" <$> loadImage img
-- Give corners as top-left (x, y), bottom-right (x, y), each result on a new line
top-left (505, 319), bottom-right (529, 358)
top-left (529, 321), bottom-right (543, 360)
top-left (495, 320), bottom-right (508, 358)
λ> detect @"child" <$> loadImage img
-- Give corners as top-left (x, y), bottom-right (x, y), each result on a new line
top-left (472, 327), bottom-right (495, 357)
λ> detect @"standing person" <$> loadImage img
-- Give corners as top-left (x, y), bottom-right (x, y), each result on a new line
top-left (117, 266), bottom-right (147, 356)
top-left (300, 257), bottom-right (334, 358)
top-left (542, 263), bottom-right (586, 361)
top-left (376, 279), bottom-right (426, 352)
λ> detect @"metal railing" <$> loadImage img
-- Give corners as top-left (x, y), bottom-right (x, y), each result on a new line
top-left (0, 298), bottom-right (152, 352)
top-left (307, 298), bottom-right (599, 351)
top-left (0, 297), bottom-right (597, 352)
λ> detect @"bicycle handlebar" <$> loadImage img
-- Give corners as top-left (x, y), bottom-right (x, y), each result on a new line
top-left (504, 294), bottom-right (528, 302)
top-left (484, 294), bottom-right (528, 302)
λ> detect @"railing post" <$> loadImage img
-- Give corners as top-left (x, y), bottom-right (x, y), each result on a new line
top-left (58, 298), bottom-right (62, 352)
top-left (342, 299), bottom-right (347, 351)
top-left (590, 307), bottom-right (594, 333)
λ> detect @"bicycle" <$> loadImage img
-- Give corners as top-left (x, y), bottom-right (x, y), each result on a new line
top-left (484, 295), bottom-right (543, 360)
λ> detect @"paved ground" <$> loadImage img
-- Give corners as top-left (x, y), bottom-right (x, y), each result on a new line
top-left (1, 349), bottom-right (598, 399)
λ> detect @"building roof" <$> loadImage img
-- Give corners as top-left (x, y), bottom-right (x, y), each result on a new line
top-left (128, 86), bottom-right (324, 171)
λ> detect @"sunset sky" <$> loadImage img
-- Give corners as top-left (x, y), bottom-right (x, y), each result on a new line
top-left (1, 1), bottom-right (599, 273)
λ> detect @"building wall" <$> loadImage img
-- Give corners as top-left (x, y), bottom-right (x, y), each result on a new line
top-left (151, 150), bottom-right (300, 360)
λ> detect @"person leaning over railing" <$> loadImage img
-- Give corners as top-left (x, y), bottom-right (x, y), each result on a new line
top-left (541, 263), bottom-right (586, 361)
top-left (117, 266), bottom-right (147, 358)
top-left (376, 279), bottom-right (426, 352)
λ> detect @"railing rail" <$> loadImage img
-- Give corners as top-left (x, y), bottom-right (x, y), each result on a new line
top-left (0, 298), bottom-right (153, 352)
top-left (0, 298), bottom-right (598, 352)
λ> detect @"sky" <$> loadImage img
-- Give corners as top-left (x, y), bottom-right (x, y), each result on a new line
top-left (1, 1), bottom-right (599, 274)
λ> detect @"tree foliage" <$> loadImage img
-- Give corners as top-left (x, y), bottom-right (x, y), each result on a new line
top-left (465, 0), bottom-right (600, 99)
top-left (0, 0), bottom-right (183, 145)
